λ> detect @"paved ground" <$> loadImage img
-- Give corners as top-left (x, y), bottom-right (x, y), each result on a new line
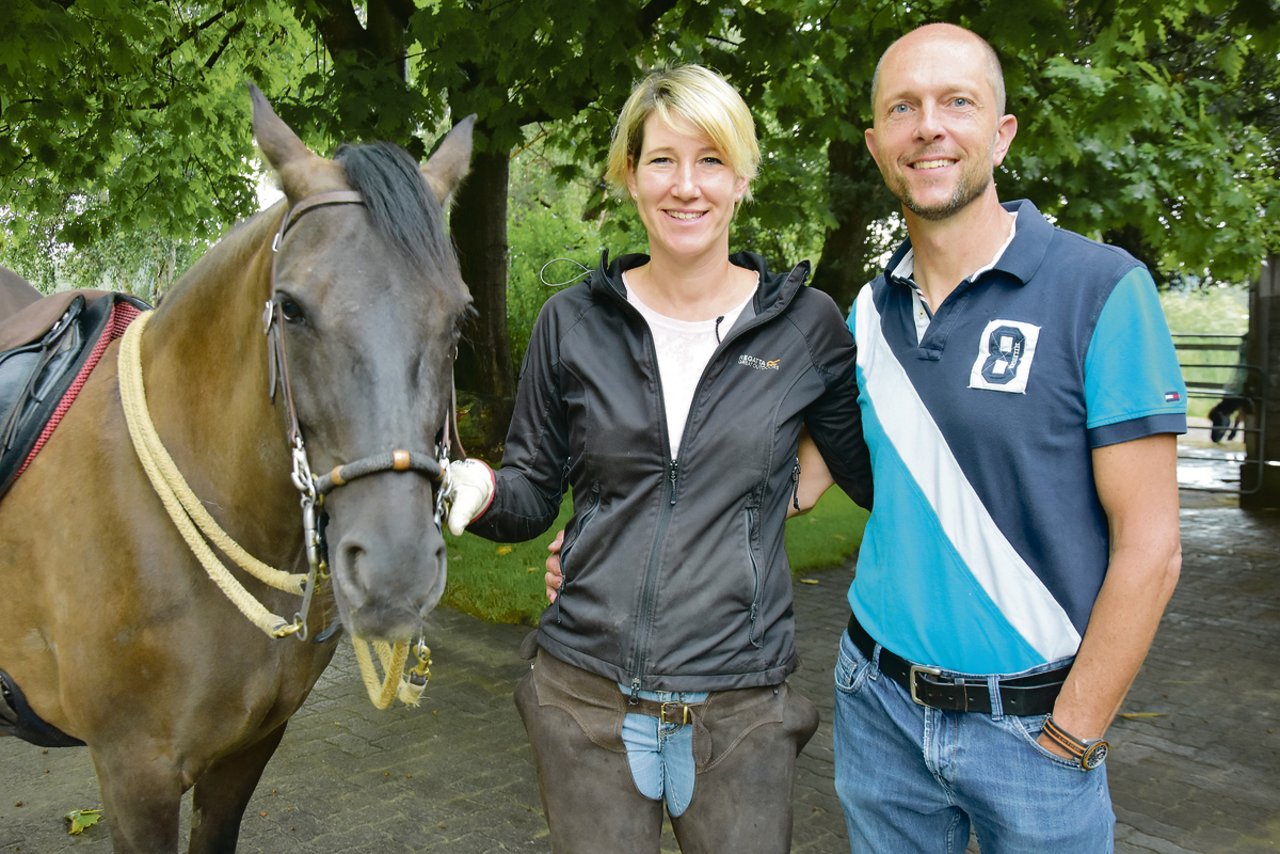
top-left (2, 492), bottom-right (1278, 853)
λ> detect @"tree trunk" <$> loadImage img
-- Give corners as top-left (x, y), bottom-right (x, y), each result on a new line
top-left (451, 143), bottom-right (515, 454)
top-left (810, 136), bottom-right (893, 313)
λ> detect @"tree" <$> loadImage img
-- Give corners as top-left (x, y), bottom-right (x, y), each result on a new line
top-left (756, 0), bottom-right (1280, 304)
top-left (0, 2), bottom-right (312, 290)
top-left (1, 0), bottom-right (1274, 414)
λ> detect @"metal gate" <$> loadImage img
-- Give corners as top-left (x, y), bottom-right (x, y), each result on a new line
top-left (1173, 332), bottom-right (1266, 494)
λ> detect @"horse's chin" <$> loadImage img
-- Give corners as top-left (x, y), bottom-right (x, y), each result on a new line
top-left (335, 601), bottom-right (424, 647)
top-left (330, 577), bottom-right (444, 643)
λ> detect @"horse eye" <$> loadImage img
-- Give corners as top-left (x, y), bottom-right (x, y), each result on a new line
top-left (279, 298), bottom-right (304, 323)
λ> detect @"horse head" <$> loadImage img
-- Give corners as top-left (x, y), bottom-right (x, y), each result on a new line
top-left (251, 87), bottom-right (474, 643)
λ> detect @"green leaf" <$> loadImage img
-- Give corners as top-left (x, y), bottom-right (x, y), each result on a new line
top-left (65, 808), bottom-right (104, 836)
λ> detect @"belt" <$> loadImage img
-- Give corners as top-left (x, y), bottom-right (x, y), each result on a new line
top-left (629, 697), bottom-right (703, 725)
top-left (846, 614), bottom-right (1067, 715)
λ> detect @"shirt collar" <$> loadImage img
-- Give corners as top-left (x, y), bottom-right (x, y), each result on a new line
top-left (885, 199), bottom-right (1052, 289)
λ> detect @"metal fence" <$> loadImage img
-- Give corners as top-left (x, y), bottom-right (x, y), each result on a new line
top-left (1172, 333), bottom-right (1266, 494)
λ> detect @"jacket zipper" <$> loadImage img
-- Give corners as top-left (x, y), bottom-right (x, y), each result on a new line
top-left (629, 464), bottom-right (679, 702)
top-left (606, 259), bottom-right (809, 698)
top-left (790, 456), bottom-right (801, 511)
top-left (629, 323), bottom-right (679, 702)
top-left (555, 483), bottom-right (600, 624)
top-left (746, 509), bottom-right (762, 648)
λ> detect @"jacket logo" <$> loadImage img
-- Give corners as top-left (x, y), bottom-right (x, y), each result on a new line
top-left (968, 319), bottom-right (1040, 394)
top-left (738, 354), bottom-right (781, 371)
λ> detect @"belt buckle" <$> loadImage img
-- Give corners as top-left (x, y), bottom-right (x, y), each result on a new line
top-left (909, 664), bottom-right (943, 706)
top-left (659, 701), bottom-right (691, 725)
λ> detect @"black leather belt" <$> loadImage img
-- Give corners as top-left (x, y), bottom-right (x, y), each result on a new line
top-left (846, 614), bottom-right (1068, 715)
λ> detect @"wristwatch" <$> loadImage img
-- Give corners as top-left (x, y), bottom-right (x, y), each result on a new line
top-left (1042, 714), bottom-right (1109, 771)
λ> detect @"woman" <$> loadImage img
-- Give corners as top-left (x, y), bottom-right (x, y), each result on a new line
top-left (446, 65), bottom-right (871, 853)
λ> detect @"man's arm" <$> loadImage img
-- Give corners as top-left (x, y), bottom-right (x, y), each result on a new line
top-left (1039, 433), bottom-right (1182, 756)
top-left (790, 430), bottom-right (836, 517)
top-left (544, 529), bottom-right (564, 603)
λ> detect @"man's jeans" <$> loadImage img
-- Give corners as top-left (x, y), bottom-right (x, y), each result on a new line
top-left (833, 630), bottom-right (1115, 853)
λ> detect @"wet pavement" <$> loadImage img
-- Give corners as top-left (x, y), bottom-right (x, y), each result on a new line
top-left (2, 491), bottom-right (1278, 853)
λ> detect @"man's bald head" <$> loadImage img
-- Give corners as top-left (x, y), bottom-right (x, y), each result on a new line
top-left (870, 23), bottom-right (1006, 116)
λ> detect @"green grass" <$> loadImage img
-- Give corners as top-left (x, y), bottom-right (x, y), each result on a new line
top-left (785, 488), bottom-right (869, 573)
top-left (441, 502), bottom-right (573, 626)
top-left (441, 489), bottom-right (869, 626)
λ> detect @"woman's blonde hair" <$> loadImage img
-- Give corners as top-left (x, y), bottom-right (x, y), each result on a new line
top-left (604, 65), bottom-right (759, 201)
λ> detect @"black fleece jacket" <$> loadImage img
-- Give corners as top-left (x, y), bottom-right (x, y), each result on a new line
top-left (469, 251), bottom-right (872, 692)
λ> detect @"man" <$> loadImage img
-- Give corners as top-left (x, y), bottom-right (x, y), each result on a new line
top-left (832, 22), bottom-right (1185, 851)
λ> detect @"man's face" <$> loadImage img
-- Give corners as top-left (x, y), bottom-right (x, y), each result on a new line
top-left (865, 27), bottom-right (1016, 222)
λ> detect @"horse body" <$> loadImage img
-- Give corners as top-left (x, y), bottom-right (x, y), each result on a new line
top-left (0, 90), bottom-right (474, 851)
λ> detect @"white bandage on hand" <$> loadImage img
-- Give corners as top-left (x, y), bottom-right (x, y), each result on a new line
top-left (444, 459), bottom-right (495, 536)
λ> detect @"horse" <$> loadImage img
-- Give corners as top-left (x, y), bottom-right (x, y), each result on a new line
top-left (0, 87), bottom-right (475, 852)
top-left (0, 265), bottom-right (41, 319)
top-left (1209, 395), bottom-right (1253, 443)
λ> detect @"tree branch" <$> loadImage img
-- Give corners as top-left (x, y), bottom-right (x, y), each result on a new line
top-left (300, 0), bottom-right (368, 55)
top-left (637, 0), bottom-right (680, 33)
top-left (154, 7), bottom-right (231, 62)
top-left (504, 0), bottom-right (683, 128)
top-left (204, 19), bottom-right (247, 69)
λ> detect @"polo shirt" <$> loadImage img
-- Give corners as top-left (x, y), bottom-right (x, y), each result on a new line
top-left (847, 200), bottom-right (1186, 675)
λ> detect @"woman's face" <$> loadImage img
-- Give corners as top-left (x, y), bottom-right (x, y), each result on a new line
top-left (626, 112), bottom-right (748, 264)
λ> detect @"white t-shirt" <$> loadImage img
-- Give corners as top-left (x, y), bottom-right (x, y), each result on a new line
top-left (625, 278), bottom-right (755, 458)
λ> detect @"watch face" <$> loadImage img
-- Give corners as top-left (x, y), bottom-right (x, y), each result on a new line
top-left (1082, 740), bottom-right (1109, 770)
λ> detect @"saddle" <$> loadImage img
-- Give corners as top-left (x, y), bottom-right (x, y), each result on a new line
top-left (0, 289), bottom-right (149, 501)
top-left (0, 668), bottom-right (85, 747)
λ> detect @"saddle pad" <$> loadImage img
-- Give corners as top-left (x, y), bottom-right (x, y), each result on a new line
top-left (0, 291), bottom-right (148, 501)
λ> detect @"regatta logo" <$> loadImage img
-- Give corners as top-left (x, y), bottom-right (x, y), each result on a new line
top-left (738, 354), bottom-right (781, 371)
top-left (968, 319), bottom-right (1040, 394)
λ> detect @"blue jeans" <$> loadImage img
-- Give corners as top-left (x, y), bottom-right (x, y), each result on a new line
top-left (619, 688), bottom-right (709, 818)
top-left (832, 630), bottom-right (1115, 853)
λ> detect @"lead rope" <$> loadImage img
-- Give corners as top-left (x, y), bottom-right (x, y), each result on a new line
top-left (118, 311), bottom-right (308, 637)
top-left (352, 636), bottom-right (432, 708)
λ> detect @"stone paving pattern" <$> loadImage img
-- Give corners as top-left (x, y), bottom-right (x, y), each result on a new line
top-left (2, 499), bottom-right (1278, 852)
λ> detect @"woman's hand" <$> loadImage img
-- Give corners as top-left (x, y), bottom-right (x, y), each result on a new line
top-left (443, 459), bottom-right (495, 536)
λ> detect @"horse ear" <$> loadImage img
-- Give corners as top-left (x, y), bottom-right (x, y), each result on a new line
top-left (248, 83), bottom-right (318, 195)
top-left (421, 115), bottom-right (475, 207)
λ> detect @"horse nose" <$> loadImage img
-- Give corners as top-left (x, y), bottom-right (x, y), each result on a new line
top-left (332, 520), bottom-right (447, 642)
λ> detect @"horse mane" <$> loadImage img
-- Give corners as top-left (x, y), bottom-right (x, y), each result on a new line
top-left (334, 142), bottom-right (459, 274)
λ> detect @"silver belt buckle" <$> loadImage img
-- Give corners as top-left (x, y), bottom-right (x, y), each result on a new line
top-left (909, 664), bottom-right (943, 706)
